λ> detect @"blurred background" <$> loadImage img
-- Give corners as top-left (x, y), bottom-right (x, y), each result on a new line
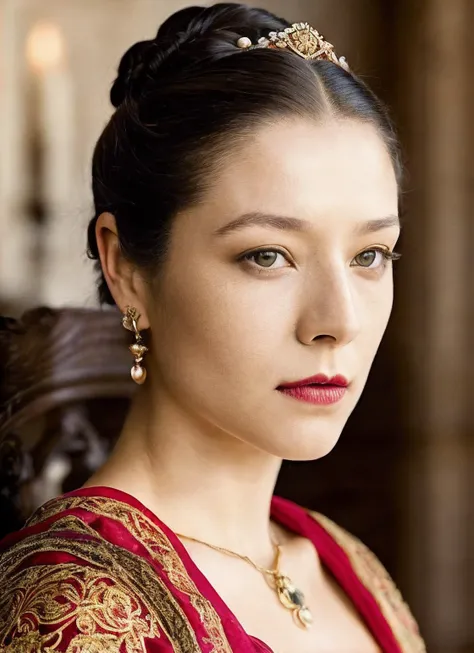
top-left (0, 1), bottom-right (473, 651)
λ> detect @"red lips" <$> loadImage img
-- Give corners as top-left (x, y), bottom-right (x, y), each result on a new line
top-left (277, 373), bottom-right (349, 389)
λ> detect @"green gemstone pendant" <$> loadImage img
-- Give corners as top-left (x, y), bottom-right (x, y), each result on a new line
top-left (275, 574), bottom-right (313, 629)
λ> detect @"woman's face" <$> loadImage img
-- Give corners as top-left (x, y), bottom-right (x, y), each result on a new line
top-left (146, 118), bottom-right (399, 461)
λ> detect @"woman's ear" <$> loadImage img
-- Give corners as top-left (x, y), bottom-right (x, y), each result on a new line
top-left (95, 212), bottom-right (150, 328)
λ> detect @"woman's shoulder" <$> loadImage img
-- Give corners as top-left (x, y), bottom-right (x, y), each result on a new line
top-left (307, 510), bottom-right (425, 651)
top-left (0, 491), bottom-right (178, 651)
top-left (308, 509), bottom-right (404, 593)
top-left (308, 509), bottom-right (396, 574)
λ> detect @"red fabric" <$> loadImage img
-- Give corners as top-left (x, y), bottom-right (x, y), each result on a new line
top-left (0, 486), bottom-right (404, 652)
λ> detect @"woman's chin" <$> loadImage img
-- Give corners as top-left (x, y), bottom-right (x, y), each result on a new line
top-left (257, 388), bottom-right (356, 460)
top-left (281, 438), bottom-right (341, 462)
top-left (255, 425), bottom-right (344, 462)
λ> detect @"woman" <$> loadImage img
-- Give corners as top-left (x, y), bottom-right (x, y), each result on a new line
top-left (0, 4), bottom-right (425, 652)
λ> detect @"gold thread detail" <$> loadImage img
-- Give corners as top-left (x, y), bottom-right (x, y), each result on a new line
top-left (0, 519), bottom-right (200, 652)
top-left (0, 563), bottom-right (160, 652)
top-left (26, 495), bottom-right (233, 652)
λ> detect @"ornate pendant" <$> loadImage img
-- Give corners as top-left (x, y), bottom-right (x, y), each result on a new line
top-left (275, 574), bottom-right (313, 629)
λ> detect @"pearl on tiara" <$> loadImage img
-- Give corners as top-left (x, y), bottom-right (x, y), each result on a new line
top-left (236, 36), bottom-right (252, 49)
top-left (234, 23), bottom-right (349, 71)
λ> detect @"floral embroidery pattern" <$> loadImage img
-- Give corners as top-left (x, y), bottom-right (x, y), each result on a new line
top-left (0, 521), bottom-right (200, 652)
top-left (27, 496), bottom-right (232, 652)
top-left (0, 564), bottom-right (160, 652)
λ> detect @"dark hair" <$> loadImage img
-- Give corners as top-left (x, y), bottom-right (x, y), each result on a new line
top-left (87, 3), bottom-right (402, 305)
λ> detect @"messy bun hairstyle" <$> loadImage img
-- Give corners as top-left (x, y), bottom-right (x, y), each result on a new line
top-left (87, 3), bottom-right (401, 305)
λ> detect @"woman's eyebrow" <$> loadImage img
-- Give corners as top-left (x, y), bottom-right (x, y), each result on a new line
top-left (213, 212), bottom-right (400, 237)
top-left (355, 214), bottom-right (400, 235)
top-left (213, 212), bottom-right (310, 236)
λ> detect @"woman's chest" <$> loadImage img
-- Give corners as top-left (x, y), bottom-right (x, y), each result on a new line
top-left (241, 596), bottom-right (381, 653)
top-left (203, 561), bottom-right (381, 653)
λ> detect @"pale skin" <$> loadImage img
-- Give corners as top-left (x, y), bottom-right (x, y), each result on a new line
top-left (87, 117), bottom-right (399, 652)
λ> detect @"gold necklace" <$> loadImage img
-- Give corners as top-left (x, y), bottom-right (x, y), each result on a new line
top-left (175, 531), bottom-right (313, 629)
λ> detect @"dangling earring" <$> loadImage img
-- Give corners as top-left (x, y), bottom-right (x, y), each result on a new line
top-left (122, 306), bottom-right (148, 385)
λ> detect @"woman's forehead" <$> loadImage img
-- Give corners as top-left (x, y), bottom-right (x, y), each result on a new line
top-left (189, 118), bottom-right (398, 232)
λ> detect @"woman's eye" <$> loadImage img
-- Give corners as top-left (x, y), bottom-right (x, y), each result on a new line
top-left (355, 250), bottom-right (380, 268)
top-left (241, 249), bottom-right (290, 269)
top-left (352, 248), bottom-right (396, 269)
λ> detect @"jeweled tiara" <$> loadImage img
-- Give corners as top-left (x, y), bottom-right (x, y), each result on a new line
top-left (236, 22), bottom-right (349, 71)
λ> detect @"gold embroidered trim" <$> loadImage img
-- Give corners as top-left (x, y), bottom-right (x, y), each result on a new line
top-left (0, 519), bottom-right (201, 652)
top-left (308, 511), bottom-right (426, 653)
top-left (27, 495), bottom-right (232, 652)
top-left (0, 563), bottom-right (159, 652)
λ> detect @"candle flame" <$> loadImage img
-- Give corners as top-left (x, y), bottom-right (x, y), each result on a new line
top-left (26, 21), bottom-right (65, 72)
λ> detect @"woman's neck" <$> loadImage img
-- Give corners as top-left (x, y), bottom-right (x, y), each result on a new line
top-left (85, 389), bottom-right (283, 561)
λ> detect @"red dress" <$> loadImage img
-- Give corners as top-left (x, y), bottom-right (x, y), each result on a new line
top-left (0, 486), bottom-right (424, 652)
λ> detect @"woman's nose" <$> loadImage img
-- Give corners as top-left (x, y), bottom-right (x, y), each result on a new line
top-left (295, 270), bottom-right (361, 347)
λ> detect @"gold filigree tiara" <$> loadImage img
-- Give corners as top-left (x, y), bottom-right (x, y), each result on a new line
top-left (236, 22), bottom-right (349, 71)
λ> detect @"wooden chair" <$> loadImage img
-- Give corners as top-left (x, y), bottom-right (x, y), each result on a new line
top-left (0, 306), bottom-right (136, 538)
